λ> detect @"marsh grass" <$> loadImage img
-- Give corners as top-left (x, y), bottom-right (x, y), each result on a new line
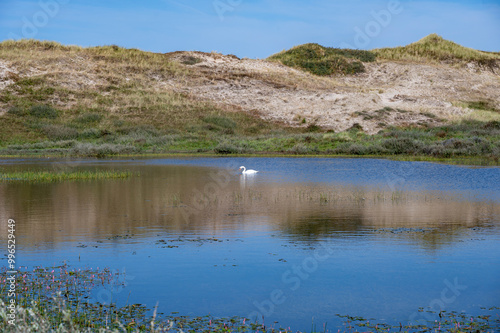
top-left (0, 169), bottom-right (133, 182)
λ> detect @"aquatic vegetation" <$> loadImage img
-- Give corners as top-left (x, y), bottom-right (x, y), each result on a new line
top-left (1, 265), bottom-right (499, 332)
top-left (335, 309), bottom-right (500, 333)
top-left (0, 169), bottom-right (134, 182)
top-left (0, 264), bottom-right (137, 331)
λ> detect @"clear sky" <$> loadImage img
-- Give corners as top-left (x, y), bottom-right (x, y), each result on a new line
top-left (0, 0), bottom-right (499, 58)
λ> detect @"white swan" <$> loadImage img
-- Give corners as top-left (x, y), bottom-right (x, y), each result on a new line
top-left (239, 166), bottom-right (258, 174)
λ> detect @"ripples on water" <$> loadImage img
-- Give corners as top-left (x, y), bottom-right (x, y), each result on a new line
top-left (0, 157), bottom-right (499, 331)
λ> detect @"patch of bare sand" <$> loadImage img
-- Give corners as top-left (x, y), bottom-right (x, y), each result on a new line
top-left (0, 60), bottom-right (19, 116)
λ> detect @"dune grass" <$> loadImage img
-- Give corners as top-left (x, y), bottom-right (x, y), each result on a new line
top-left (375, 34), bottom-right (500, 67)
top-left (268, 34), bottom-right (500, 77)
top-left (0, 40), bottom-right (285, 148)
top-left (268, 43), bottom-right (376, 75)
top-left (0, 169), bottom-right (133, 182)
top-left (0, 39), bottom-right (499, 163)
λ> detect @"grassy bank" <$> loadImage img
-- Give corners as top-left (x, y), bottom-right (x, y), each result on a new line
top-left (1, 118), bottom-right (499, 164)
top-left (0, 169), bottom-right (133, 182)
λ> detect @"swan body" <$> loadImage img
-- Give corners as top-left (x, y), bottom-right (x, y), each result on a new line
top-left (239, 166), bottom-right (258, 174)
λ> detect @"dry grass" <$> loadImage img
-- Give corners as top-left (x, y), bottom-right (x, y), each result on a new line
top-left (0, 39), bottom-right (281, 146)
top-left (169, 50), bottom-right (340, 91)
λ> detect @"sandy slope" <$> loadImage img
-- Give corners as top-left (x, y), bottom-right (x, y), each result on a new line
top-left (1, 51), bottom-right (499, 133)
top-left (166, 52), bottom-right (500, 134)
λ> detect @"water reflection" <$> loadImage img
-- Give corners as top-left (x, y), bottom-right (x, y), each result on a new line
top-left (1, 158), bottom-right (499, 331)
top-left (0, 164), bottom-right (498, 251)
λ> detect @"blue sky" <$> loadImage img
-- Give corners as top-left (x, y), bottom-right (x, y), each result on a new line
top-left (0, 0), bottom-right (498, 58)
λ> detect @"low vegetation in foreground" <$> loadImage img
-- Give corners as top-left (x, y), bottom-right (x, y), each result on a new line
top-left (1, 265), bottom-right (499, 332)
top-left (0, 37), bottom-right (499, 164)
top-left (0, 169), bottom-right (133, 182)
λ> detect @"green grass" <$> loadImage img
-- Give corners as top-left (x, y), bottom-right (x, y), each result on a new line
top-left (268, 43), bottom-right (376, 75)
top-left (0, 169), bottom-right (134, 182)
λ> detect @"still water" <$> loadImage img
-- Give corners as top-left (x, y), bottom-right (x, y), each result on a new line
top-left (1, 157), bottom-right (499, 330)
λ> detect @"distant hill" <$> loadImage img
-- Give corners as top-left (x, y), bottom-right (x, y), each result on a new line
top-left (269, 34), bottom-right (500, 76)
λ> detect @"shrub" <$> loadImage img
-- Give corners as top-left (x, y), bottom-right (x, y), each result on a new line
top-left (181, 55), bottom-right (202, 65)
top-left (29, 104), bottom-right (58, 119)
top-left (382, 138), bottom-right (423, 154)
top-left (484, 121), bottom-right (500, 130)
top-left (202, 116), bottom-right (236, 129)
top-left (42, 124), bottom-right (79, 140)
top-left (75, 113), bottom-right (103, 124)
top-left (79, 128), bottom-right (103, 139)
top-left (7, 106), bottom-right (27, 116)
top-left (349, 123), bottom-right (364, 132)
top-left (70, 143), bottom-right (137, 157)
top-left (306, 124), bottom-right (321, 132)
top-left (287, 143), bottom-right (318, 154)
top-left (116, 125), bottom-right (159, 136)
top-left (214, 142), bottom-right (243, 154)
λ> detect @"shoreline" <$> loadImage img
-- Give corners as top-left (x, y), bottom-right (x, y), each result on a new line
top-left (0, 152), bottom-right (498, 166)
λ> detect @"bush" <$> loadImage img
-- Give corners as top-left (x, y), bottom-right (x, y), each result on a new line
top-left (70, 143), bottom-right (137, 157)
top-left (79, 128), bottom-right (103, 139)
top-left (29, 105), bottom-right (59, 119)
top-left (202, 116), bottom-right (236, 129)
top-left (214, 143), bottom-right (243, 154)
top-left (42, 124), bottom-right (79, 140)
top-left (181, 55), bottom-right (202, 65)
top-left (333, 143), bottom-right (369, 155)
top-left (116, 125), bottom-right (159, 136)
top-left (75, 113), bottom-right (103, 124)
top-left (382, 138), bottom-right (423, 154)
top-left (287, 143), bottom-right (319, 154)
top-left (7, 106), bottom-right (27, 116)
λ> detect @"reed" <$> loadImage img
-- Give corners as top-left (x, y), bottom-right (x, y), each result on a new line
top-left (0, 170), bottom-right (133, 182)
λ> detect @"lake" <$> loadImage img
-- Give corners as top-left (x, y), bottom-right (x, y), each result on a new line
top-left (1, 157), bottom-right (499, 331)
